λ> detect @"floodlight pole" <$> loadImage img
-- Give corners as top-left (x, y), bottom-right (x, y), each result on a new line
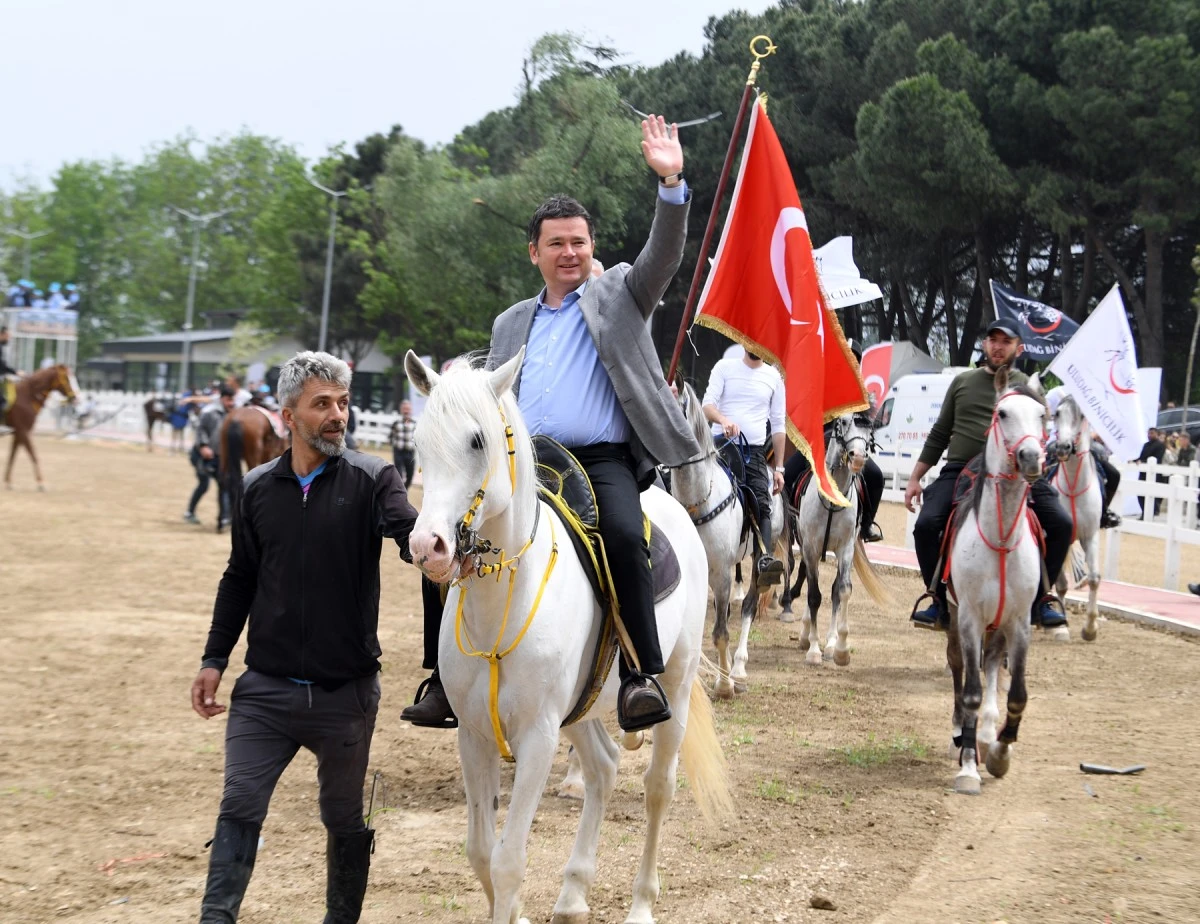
top-left (172, 207), bottom-right (229, 392)
top-left (4, 227), bottom-right (52, 281)
top-left (309, 178), bottom-right (349, 353)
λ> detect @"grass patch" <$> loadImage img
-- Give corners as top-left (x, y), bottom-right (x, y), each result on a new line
top-left (837, 733), bottom-right (929, 768)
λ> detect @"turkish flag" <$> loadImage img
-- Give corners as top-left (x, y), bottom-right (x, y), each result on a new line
top-left (860, 343), bottom-right (893, 408)
top-left (695, 100), bottom-right (868, 504)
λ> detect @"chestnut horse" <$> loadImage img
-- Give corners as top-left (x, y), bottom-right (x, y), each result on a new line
top-left (3, 364), bottom-right (79, 490)
top-left (219, 405), bottom-right (289, 531)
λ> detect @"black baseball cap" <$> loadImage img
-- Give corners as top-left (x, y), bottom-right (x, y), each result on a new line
top-left (984, 319), bottom-right (1021, 339)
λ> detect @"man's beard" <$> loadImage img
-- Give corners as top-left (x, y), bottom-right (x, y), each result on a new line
top-left (297, 417), bottom-right (346, 457)
top-left (985, 354), bottom-right (1012, 372)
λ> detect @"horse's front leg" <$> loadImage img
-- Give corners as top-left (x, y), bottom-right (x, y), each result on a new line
top-left (1082, 532), bottom-right (1101, 642)
top-left (731, 582), bottom-right (757, 692)
top-left (492, 729), bottom-right (557, 924)
top-left (986, 622), bottom-right (1030, 780)
top-left (953, 613), bottom-right (984, 795)
top-left (946, 607), bottom-right (965, 759)
top-left (977, 630), bottom-right (1007, 766)
top-left (553, 719), bottom-right (620, 924)
top-left (825, 544), bottom-right (853, 666)
top-left (4, 434), bottom-right (18, 488)
top-left (711, 569), bottom-right (735, 700)
top-left (779, 513), bottom-right (798, 621)
top-left (459, 728), bottom-right (501, 918)
top-left (803, 549), bottom-right (823, 666)
top-left (22, 434), bottom-right (45, 490)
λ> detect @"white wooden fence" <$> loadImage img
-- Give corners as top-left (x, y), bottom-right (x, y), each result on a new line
top-left (883, 450), bottom-right (1200, 590)
top-left (33, 390), bottom-right (404, 450)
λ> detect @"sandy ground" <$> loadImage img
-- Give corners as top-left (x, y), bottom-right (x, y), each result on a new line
top-left (2, 438), bottom-right (1198, 924)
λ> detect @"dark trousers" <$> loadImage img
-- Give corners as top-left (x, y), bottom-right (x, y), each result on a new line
top-left (393, 448), bottom-right (416, 488)
top-left (741, 444), bottom-right (774, 553)
top-left (913, 463), bottom-right (1072, 602)
top-left (189, 446), bottom-right (229, 521)
top-left (218, 669), bottom-right (380, 835)
top-left (572, 442), bottom-right (664, 676)
top-left (784, 452), bottom-right (884, 534)
top-left (1100, 458), bottom-right (1120, 508)
top-left (421, 576), bottom-right (442, 671)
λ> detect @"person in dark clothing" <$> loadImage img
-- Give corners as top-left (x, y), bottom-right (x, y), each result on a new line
top-left (0, 326), bottom-right (16, 422)
top-left (1137, 428), bottom-right (1167, 518)
top-left (190, 351), bottom-right (419, 924)
top-left (905, 320), bottom-right (1073, 631)
top-left (389, 400), bottom-right (417, 488)
top-left (185, 386), bottom-right (235, 527)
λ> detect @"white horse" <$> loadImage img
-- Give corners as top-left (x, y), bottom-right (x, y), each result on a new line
top-left (671, 382), bottom-right (779, 697)
top-left (1048, 392), bottom-right (1102, 641)
top-left (405, 350), bottom-right (731, 924)
top-left (785, 413), bottom-right (891, 666)
top-left (946, 369), bottom-right (1046, 796)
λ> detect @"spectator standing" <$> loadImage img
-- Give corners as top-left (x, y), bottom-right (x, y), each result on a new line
top-left (389, 400), bottom-right (417, 488)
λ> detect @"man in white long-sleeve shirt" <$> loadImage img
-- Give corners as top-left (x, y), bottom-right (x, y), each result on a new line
top-left (702, 349), bottom-right (787, 586)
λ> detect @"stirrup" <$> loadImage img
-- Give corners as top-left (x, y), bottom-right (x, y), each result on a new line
top-left (910, 588), bottom-right (947, 631)
top-left (617, 672), bottom-right (672, 733)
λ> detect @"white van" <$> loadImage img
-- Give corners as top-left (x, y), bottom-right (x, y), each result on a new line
top-left (872, 369), bottom-right (969, 483)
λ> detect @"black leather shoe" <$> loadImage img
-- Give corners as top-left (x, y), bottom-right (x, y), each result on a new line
top-left (861, 522), bottom-right (884, 543)
top-left (1100, 509), bottom-right (1122, 529)
top-left (400, 672), bottom-right (458, 728)
top-left (755, 555), bottom-right (784, 588)
top-left (617, 674), bottom-right (672, 732)
top-left (911, 599), bottom-right (947, 631)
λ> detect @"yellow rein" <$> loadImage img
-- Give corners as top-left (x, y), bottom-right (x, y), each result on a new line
top-left (451, 405), bottom-right (557, 762)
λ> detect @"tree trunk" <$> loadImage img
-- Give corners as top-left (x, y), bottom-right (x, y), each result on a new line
top-left (1182, 306), bottom-right (1200, 429)
top-left (941, 241), bottom-right (959, 364)
top-left (1015, 216), bottom-right (1032, 292)
top-left (1092, 227), bottom-right (1164, 369)
top-left (1039, 234), bottom-right (1059, 302)
top-left (956, 277), bottom-right (984, 366)
top-left (1059, 230), bottom-right (1075, 314)
top-left (1071, 226), bottom-right (1096, 321)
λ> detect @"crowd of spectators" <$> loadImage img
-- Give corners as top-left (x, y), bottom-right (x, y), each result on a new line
top-left (4, 279), bottom-right (81, 309)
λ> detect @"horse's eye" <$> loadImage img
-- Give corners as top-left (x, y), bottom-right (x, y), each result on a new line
top-left (470, 431), bottom-right (485, 451)
top-left (998, 409), bottom-right (1008, 420)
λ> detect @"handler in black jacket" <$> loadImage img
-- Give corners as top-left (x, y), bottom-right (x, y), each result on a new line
top-left (190, 350), bottom-right (418, 924)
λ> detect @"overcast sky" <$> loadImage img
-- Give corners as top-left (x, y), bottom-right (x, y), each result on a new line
top-left (3, 0), bottom-right (774, 189)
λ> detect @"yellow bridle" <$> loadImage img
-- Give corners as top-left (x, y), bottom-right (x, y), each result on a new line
top-left (450, 404), bottom-right (558, 762)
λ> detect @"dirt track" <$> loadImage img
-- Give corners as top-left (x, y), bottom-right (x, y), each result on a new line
top-left (2, 438), bottom-right (1197, 923)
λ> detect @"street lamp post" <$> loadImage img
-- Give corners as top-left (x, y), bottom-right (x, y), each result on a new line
top-left (3, 227), bottom-right (52, 280)
top-left (172, 207), bottom-right (229, 393)
top-left (308, 178), bottom-right (349, 353)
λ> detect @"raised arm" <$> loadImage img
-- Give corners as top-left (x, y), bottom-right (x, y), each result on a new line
top-left (625, 115), bottom-right (689, 320)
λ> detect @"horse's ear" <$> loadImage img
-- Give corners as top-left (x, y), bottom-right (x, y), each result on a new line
top-left (994, 364), bottom-right (1010, 397)
top-left (1028, 372), bottom-right (1044, 397)
top-left (488, 345), bottom-right (524, 400)
top-left (405, 350), bottom-right (439, 397)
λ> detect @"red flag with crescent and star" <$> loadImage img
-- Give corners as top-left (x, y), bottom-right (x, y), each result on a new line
top-left (694, 99), bottom-right (868, 504)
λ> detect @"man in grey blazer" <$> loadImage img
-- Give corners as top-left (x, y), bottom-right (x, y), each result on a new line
top-left (401, 115), bottom-right (704, 732)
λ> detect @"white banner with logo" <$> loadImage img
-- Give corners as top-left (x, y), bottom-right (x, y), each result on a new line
top-left (1048, 285), bottom-right (1144, 461)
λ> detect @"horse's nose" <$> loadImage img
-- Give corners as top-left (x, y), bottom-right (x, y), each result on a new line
top-left (1018, 446), bottom-right (1044, 479)
top-left (409, 527), bottom-right (456, 582)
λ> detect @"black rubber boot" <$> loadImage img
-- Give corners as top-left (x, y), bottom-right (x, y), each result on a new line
top-left (199, 817), bottom-right (260, 923)
top-left (323, 828), bottom-right (374, 924)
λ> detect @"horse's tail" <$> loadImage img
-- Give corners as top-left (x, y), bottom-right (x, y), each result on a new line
top-left (679, 675), bottom-right (734, 824)
top-left (852, 539), bottom-right (893, 606)
top-left (224, 418), bottom-right (245, 528)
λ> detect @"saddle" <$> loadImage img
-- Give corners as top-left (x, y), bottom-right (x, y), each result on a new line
top-left (791, 466), bottom-right (865, 556)
top-left (532, 436), bottom-right (681, 727)
top-left (716, 436), bottom-right (764, 539)
top-left (247, 403), bottom-right (288, 440)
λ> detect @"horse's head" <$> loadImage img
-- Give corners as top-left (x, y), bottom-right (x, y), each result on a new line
top-left (670, 381), bottom-right (718, 511)
top-left (990, 367), bottom-right (1046, 483)
top-left (52, 364), bottom-right (79, 402)
top-left (829, 412), bottom-right (874, 475)
top-left (1051, 394), bottom-right (1087, 462)
top-left (404, 347), bottom-right (532, 584)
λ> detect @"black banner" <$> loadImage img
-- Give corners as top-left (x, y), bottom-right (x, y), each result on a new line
top-left (989, 282), bottom-right (1080, 360)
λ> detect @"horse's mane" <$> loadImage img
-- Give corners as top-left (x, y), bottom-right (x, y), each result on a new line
top-left (418, 354), bottom-right (537, 510)
top-left (680, 381), bottom-right (716, 455)
top-left (1007, 383), bottom-right (1047, 407)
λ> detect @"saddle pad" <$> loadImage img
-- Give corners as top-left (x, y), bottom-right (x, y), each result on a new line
top-left (249, 404), bottom-right (289, 440)
top-left (533, 436), bottom-right (597, 528)
top-left (2, 379), bottom-right (15, 410)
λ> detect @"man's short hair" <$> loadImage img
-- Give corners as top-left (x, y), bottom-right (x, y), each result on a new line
top-left (276, 351), bottom-right (352, 409)
top-left (527, 196), bottom-right (595, 246)
top-left (218, 384), bottom-right (237, 399)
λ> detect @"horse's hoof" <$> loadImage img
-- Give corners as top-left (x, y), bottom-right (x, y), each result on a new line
top-left (621, 731), bottom-right (644, 751)
top-left (822, 648), bottom-right (834, 662)
top-left (953, 773), bottom-right (981, 795)
top-left (732, 676), bottom-right (748, 695)
top-left (551, 912), bottom-right (590, 924)
top-left (1081, 624), bottom-right (1098, 642)
top-left (805, 649), bottom-right (822, 666)
top-left (833, 648), bottom-right (850, 667)
top-left (1050, 626), bottom-right (1071, 643)
top-left (798, 637), bottom-right (811, 652)
top-left (779, 610), bottom-right (795, 623)
top-left (557, 781), bottom-right (585, 801)
top-left (713, 680), bottom-right (735, 701)
top-left (37, 484), bottom-right (46, 492)
top-left (985, 746), bottom-right (1012, 779)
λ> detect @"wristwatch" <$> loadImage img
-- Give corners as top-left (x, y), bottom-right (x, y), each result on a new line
top-left (774, 466), bottom-right (785, 474)
top-left (659, 171), bottom-right (684, 187)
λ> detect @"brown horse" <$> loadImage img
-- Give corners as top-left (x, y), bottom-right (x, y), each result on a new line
top-left (219, 405), bottom-right (289, 532)
top-left (3, 364), bottom-right (79, 490)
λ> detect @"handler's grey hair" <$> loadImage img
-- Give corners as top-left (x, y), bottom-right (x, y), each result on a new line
top-left (276, 351), bottom-right (352, 409)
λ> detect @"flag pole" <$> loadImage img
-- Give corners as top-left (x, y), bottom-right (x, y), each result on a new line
top-left (666, 34), bottom-right (776, 384)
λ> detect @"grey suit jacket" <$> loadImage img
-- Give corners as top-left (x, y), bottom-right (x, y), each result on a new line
top-left (487, 193), bottom-right (704, 485)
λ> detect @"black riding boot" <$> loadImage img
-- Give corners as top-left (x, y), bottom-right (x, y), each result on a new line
top-left (199, 817), bottom-right (260, 923)
top-left (323, 828), bottom-right (374, 924)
